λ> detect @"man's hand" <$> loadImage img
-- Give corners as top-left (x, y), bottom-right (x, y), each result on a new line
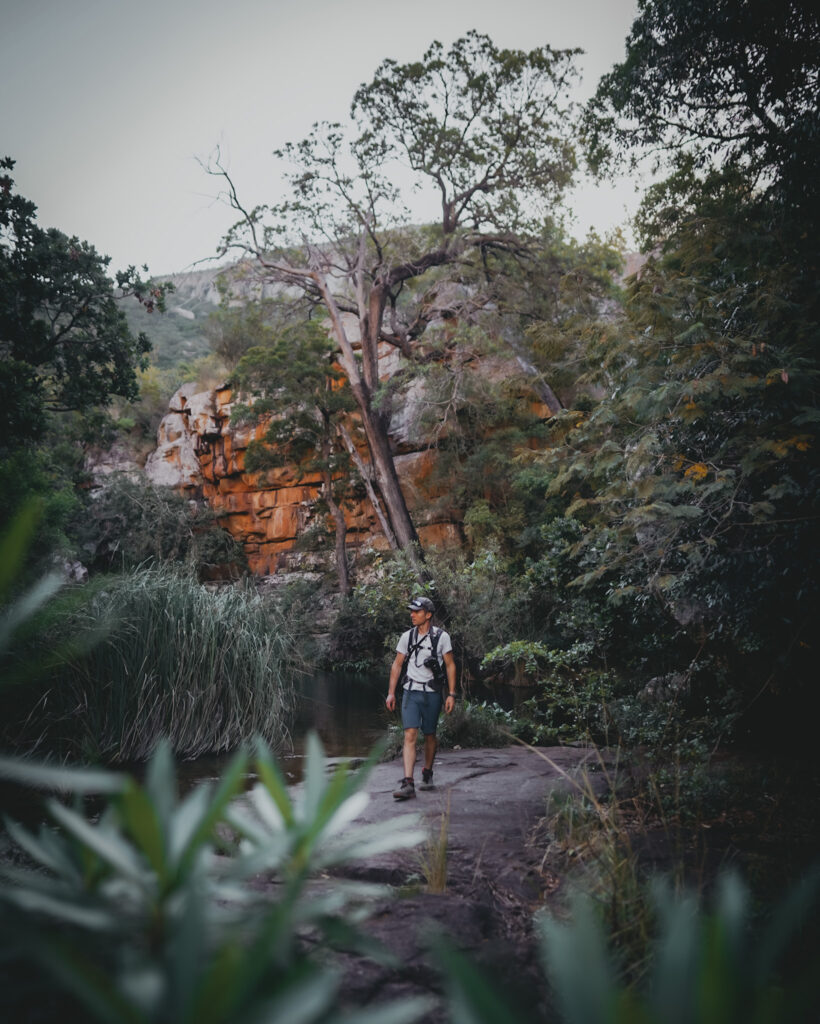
top-left (444, 694), bottom-right (456, 714)
top-left (385, 693), bottom-right (397, 712)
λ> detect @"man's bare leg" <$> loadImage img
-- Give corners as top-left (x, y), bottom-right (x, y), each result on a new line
top-left (403, 727), bottom-right (418, 780)
top-left (423, 733), bottom-right (437, 772)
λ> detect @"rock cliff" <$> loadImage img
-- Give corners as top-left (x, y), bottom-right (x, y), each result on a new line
top-left (144, 364), bottom-right (465, 576)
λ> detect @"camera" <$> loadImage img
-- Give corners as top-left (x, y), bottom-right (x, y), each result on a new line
top-left (423, 656), bottom-right (438, 670)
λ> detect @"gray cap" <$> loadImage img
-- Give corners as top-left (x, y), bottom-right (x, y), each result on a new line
top-left (407, 596), bottom-right (434, 612)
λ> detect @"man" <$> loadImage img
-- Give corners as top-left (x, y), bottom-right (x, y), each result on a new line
top-left (385, 596), bottom-right (457, 800)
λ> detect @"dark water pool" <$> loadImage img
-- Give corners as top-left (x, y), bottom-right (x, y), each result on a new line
top-left (177, 670), bottom-right (533, 787)
top-left (173, 670), bottom-right (390, 788)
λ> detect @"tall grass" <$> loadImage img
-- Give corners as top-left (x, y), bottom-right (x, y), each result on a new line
top-left (419, 794), bottom-right (451, 893)
top-left (4, 565), bottom-right (297, 761)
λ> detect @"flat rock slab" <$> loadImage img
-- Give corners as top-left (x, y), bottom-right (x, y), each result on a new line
top-left (322, 745), bottom-right (609, 1019)
top-left (338, 745), bottom-right (604, 888)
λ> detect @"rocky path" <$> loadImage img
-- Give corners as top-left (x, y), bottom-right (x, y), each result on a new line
top-left (326, 744), bottom-right (608, 1019)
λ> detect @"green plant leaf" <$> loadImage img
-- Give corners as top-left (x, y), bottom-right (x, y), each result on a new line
top-left (249, 968), bottom-right (338, 1024)
top-left (0, 500), bottom-right (42, 601)
top-left (539, 898), bottom-right (619, 1024)
top-left (254, 737), bottom-right (296, 827)
top-left (2, 817), bottom-right (83, 881)
top-left (648, 881), bottom-right (700, 1024)
top-left (119, 781), bottom-right (167, 879)
top-left (430, 933), bottom-right (522, 1024)
top-left (35, 935), bottom-right (147, 1024)
top-left (144, 739), bottom-right (177, 836)
top-left (301, 731), bottom-right (327, 822)
top-left (0, 756), bottom-right (127, 794)
top-left (174, 747), bottom-right (248, 878)
top-left (46, 799), bottom-right (147, 885)
top-left (754, 866), bottom-right (820, 981)
top-left (334, 996), bottom-right (436, 1024)
top-left (0, 883), bottom-right (118, 930)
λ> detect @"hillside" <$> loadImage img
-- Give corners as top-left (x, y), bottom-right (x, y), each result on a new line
top-left (120, 267), bottom-right (225, 368)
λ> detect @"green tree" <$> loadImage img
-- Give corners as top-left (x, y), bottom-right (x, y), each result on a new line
top-left (232, 321), bottom-right (357, 594)
top-left (584, 0), bottom-right (819, 211)
top-left (209, 32), bottom-right (580, 567)
top-left (523, 163), bottom-right (819, 743)
top-left (509, 0), bottom-right (819, 746)
top-left (0, 157), bottom-right (169, 454)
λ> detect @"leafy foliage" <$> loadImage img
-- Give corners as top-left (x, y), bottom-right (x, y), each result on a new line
top-left (0, 735), bottom-right (430, 1024)
top-left (584, 0), bottom-right (820, 212)
top-left (232, 318), bottom-right (358, 592)
top-left (0, 157), bottom-right (169, 451)
top-left (540, 874), bottom-right (820, 1024)
top-left (427, 871), bottom-right (820, 1024)
top-left (80, 475), bottom-right (246, 575)
top-left (203, 287), bottom-right (288, 370)
top-left (524, 161), bottom-right (819, 742)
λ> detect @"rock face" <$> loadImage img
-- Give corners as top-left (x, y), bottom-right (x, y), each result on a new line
top-left (142, 308), bottom-right (556, 576)
top-left (144, 374), bottom-right (465, 576)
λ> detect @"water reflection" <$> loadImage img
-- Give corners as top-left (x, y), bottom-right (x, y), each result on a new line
top-left (176, 671), bottom-right (533, 787)
top-left (291, 670), bottom-right (388, 759)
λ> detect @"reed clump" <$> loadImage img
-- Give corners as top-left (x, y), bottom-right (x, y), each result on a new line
top-left (4, 565), bottom-right (297, 761)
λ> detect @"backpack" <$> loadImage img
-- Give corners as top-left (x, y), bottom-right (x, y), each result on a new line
top-left (399, 626), bottom-right (445, 691)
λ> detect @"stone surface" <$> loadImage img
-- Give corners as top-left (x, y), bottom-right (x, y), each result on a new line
top-left (256, 745), bottom-right (608, 1021)
top-left (143, 380), bottom-right (470, 575)
top-left (85, 441), bottom-right (143, 490)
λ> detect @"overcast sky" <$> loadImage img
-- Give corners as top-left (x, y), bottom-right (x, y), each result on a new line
top-left (2, 0), bottom-right (642, 276)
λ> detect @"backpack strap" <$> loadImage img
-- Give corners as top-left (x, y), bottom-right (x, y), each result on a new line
top-left (428, 626), bottom-right (441, 660)
top-left (398, 627), bottom-right (417, 687)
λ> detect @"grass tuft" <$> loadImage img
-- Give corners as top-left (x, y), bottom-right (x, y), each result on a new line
top-left (3, 565), bottom-right (297, 761)
top-left (418, 794), bottom-right (451, 894)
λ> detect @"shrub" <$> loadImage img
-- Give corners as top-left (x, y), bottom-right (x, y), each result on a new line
top-left (327, 549), bottom-right (425, 669)
top-left (0, 735), bottom-right (431, 1024)
top-left (382, 701), bottom-right (520, 760)
top-left (81, 476), bottom-right (247, 576)
top-left (437, 701), bottom-right (517, 749)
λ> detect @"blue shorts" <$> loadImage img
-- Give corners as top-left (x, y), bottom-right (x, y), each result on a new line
top-left (401, 688), bottom-right (443, 735)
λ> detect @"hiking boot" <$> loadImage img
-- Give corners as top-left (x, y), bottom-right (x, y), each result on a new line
top-left (419, 768), bottom-right (434, 791)
top-left (393, 777), bottom-right (416, 800)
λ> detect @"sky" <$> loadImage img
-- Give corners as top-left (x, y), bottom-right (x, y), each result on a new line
top-left (2, 0), bottom-right (642, 277)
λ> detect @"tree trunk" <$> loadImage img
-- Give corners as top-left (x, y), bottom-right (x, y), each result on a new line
top-left (320, 432), bottom-right (350, 595)
top-left (313, 269), bottom-right (424, 572)
top-left (325, 475), bottom-right (350, 596)
top-left (336, 421), bottom-right (398, 550)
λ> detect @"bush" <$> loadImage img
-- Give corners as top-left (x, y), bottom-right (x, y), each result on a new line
top-left (327, 549), bottom-right (425, 669)
top-left (382, 700), bottom-right (521, 760)
top-left (81, 476), bottom-right (247, 577)
top-left (1, 565), bottom-right (296, 760)
top-left (436, 701), bottom-right (518, 749)
top-left (0, 735), bottom-right (431, 1024)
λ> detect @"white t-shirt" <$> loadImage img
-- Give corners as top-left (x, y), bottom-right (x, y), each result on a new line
top-left (396, 626), bottom-right (452, 688)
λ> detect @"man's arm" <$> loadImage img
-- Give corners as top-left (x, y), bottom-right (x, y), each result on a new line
top-left (442, 650), bottom-right (456, 714)
top-left (385, 652), bottom-right (405, 711)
